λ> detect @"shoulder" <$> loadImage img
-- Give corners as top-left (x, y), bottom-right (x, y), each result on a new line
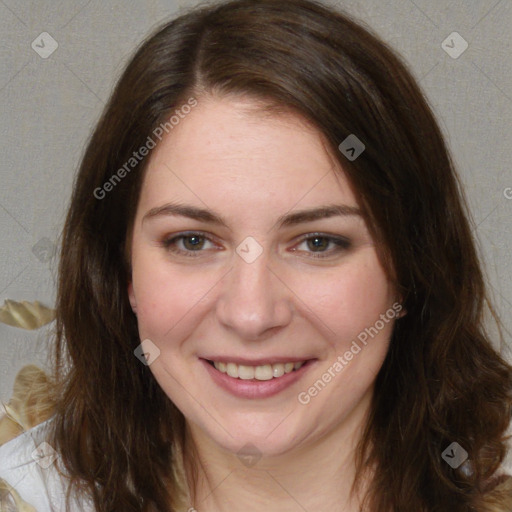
top-left (0, 416), bottom-right (94, 512)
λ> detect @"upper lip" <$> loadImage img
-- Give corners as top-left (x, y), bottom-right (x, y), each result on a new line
top-left (201, 356), bottom-right (315, 366)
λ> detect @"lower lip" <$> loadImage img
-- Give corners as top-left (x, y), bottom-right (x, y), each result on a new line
top-left (201, 359), bottom-right (316, 399)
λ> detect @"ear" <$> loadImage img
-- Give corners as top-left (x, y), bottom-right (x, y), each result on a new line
top-left (396, 306), bottom-right (407, 318)
top-left (392, 293), bottom-right (407, 318)
top-left (394, 301), bottom-right (407, 318)
top-left (128, 282), bottom-right (137, 314)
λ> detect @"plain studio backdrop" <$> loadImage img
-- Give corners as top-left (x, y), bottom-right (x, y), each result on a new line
top-left (0, 0), bottom-right (511, 470)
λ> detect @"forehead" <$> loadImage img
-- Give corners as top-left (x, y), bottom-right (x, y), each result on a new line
top-left (138, 94), bottom-right (359, 215)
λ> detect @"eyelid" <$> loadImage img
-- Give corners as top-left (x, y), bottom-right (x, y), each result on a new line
top-left (293, 232), bottom-right (351, 245)
top-left (162, 230), bottom-right (218, 242)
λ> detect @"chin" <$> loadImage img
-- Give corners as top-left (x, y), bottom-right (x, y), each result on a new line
top-left (201, 412), bottom-right (313, 460)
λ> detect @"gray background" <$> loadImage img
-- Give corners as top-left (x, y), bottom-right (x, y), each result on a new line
top-left (0, 0), bottom-right (511, 464)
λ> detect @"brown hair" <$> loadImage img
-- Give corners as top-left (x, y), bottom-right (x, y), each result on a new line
top-left (49, 0), bottom-right (512, 510)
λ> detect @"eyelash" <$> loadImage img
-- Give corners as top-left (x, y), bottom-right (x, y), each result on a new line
top-left (161, 231), bottom-right (351, 259)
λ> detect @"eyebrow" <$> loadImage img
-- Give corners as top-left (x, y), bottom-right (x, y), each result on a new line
top-left (142, 202), bottom-right (362, 228)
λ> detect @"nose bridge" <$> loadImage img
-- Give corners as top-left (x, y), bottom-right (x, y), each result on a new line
top-left (216, 250), bottom-right (291, 339)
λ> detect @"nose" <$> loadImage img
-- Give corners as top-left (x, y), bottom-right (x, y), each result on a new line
top-left (215, 250), bottom-right (293, 340)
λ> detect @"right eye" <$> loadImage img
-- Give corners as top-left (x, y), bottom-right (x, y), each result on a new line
top-left (161, 232), bottom-right (220, 257)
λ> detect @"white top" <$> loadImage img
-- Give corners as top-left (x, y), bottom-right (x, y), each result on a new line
top-left (0, 417), bottom-right (94, 512)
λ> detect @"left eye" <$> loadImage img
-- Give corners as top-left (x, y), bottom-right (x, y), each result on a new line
top-left (292, 234), bottom-right (351, 258)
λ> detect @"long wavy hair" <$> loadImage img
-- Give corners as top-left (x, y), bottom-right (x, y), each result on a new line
top-left (48, 0), bottom-right (512, 510)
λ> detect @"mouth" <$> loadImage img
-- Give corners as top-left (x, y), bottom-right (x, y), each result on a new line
top-left (200, 358), bottom-right (317, 399)
top-left (206, 359), bottom-right (308, 380)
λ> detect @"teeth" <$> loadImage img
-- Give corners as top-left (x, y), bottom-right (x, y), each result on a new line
top-left (213, 360), bottom-right (306, 380)
top-left (238, 365), bottom-right (256, 380)
top-left (255, 364), bottom-right (273, 380)
top-left (226, 363), bottom-right (238, 378)
top-left (216, 361), bottom-right (227, 373)
top-left (273, 364), bottom-right (285, 378)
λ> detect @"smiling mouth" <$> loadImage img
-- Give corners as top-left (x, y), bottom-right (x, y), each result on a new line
top-left (206, 359), bottom-right (310, 380)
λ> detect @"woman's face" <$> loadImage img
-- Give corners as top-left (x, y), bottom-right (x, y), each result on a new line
top-left (128, 95), bottom-right (400, 458)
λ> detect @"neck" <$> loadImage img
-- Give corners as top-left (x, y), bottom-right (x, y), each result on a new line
top-left (183, 390), bottom-right (373, 512)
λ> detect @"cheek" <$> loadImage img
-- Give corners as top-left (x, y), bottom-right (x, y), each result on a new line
top-left (131, 252), bottom-right (218, 339)
top-left (288, 252), bottom-right (394, 343)
top-left (292, 256), bottom-right (395, 419)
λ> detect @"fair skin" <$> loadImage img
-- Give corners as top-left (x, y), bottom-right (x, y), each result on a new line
top-left (128, 94), bottom-right (400, 511)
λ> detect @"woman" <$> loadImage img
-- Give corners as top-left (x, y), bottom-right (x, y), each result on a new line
top-left (0, 0), bottom-right (511, 510)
